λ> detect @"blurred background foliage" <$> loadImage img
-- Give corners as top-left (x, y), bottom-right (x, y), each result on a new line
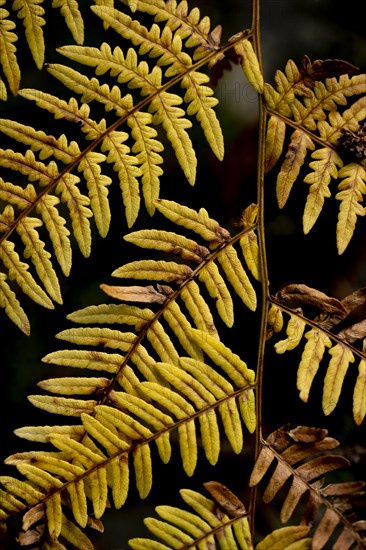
top-left (0, 0), bottom-right (366, 547)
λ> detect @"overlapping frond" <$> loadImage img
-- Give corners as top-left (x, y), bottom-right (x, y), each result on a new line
top-left (269, 284), bottom-right (366, 424)
top-left (263, 57), bottom-right (366, 253)
top-left (0, 330), bottom-right (256, 546)
top-left (250, 425), bottom-right (366, 549)
top-left (128, 482), bottom-right (311, 550)
top-left (0, 200), bottom-right (259, 545)
top-left (0, 1), bottom-right (226, 331)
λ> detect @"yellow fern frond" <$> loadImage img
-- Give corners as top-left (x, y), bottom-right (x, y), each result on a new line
top-left (0, 3), bottom-right (21, 95)
top-left (129, 485), bottom-right (253, 550)
top-left (274, 313), bottom-right (306, 354)
top-left (303, 147), bottom-right (343, 234)
top-left (264, 57), bottom-right (366, 250)
top-left (264, 115), bottom-right (286, 173)
top-left (217, 245), bottom-right (257, 311)
top-left (256, 526), bottom-right (311, 550)
top-left (52, 0), bottom-right (84, 44)
top-left (0, 179), bottom-right (72, 276)
top-left (267, 304), bottom-right (283, 333)
top-left (17, 215), bottom-right (62, 304)
top-left (272, 286), bottom-right (366, 422)
top-left (323, 344), bottom-right (355, 416)
top-left (180, 281), bottom-right (218, 338)
top-left (56, 45), bottom-right (197, 183)
top-left (0, 272), bottom-right (29, 334)
top-left (336, 163), bottom-right (366, 254)
top-left (0, 77), bottom-right (6, 100)
top-left (14, 424), bottom-right (85, 443)
top-left (28, 395), bottom-right (96, 416)
top-left (12, 0), bottom-right (45, 70)
top-left (1, 249), bottom-right (257, 537)
top-left (198, 262), bottom-right (234, 327)
top-left (163, 301), bottom-right (204, 360)
top-left (125, 228), bottom-right (209, 261)
top-left (56, 174), bottom-right (92, 257)
top-left (263, 59), bottom-right (301, 115)
top-left (353, 358), bottom-right (366, 425)
top-left (120, 200), bottom-right (257, 327)
top-left (155, 198), bottom-right (229, 243)
top-left (119, 0), bottom-right (213, 49)
top-left (113, 259), bottom-right (193, 282)
top-left (91, 6), bottom-right (224, 160)
top-left (60, 515), bottom-right (94, 549)
top-left (239, 203), bottom-right (260, 281)
top-left (0, 135), bottom-right (93, 256)
top-left (276, 130), bottom-right (315, 208)
top-left (0, 238), bottom-right (53, 309)
top-left (297, 329), bottom-right (332, 403)
top-left (234, 38), bottom-right (264, 94)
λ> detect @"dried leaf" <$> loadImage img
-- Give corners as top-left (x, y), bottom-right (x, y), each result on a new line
top-left (203, 481), bottom-right (246, 518)
top-left (300, 55), bottom-right (359, 84)
top-left (289, 426), bottom-right (328, 443)
top-left (22, 503), bottom-right (45, 531)
top-left (276, 283), bottom-right (346, 315)
top-left (338, 319), bottom-right (366, 343)
top-left (100, 283), bottom-right (170, 304)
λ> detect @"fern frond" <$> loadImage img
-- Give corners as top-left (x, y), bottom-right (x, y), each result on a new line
top-left (0, 0), bottom-right (227, 330)
top-left (303, 147), bottom-right (343, 234)
top-left (239, 204), bottom-right (260, 281)
top-left (233, 38), bottom-right (264, 94)
top-left (52, 0), bottom-right (84, 44)
top-left (296, 328), bottom-right (332, 403)
top-left (55, 44), bottom-right (197, 184)
top-left (0, 272), bottom-right (29, 333)
top-left (114, 200), bottom-right (257, 327)
top-left (91, 6), bottom-right (224, 160)
top-left (129, 483), bottom-right (312, 550)
top-left (272, 284), bottom-right (366, 422)
top-left (119, 0), bottom-right (214, 50)
top-left (249, 425), bottom-right (366, 548)
top-left (273, 313), bottom-right (306, 354)
top-left (255, 526), bottom-right (311, 550)
top-left (12, 0), bottom-right (45, 70)
top-left (0, 195), bottom-right (258, 540)
top-left (354, 357), bottom-right (366, 426)
top-left (4, 181), bottom-right (72, 276)
top-left (0, 2), bottom-right (21, 96)
top-left (265, 57), bottom-right (366, 251)
top-left (129, 484), bottom-right (252, 550)
top-left (264, 115), bottom-right (286, 173)
top-left (276, 130), bottom-right (315, 208)
top-left (0, 238), bottom-right (53, 309)
top-left (336, 162), bottom-right (366, 254)
top-left (1, 338), bottom-right (255, 543)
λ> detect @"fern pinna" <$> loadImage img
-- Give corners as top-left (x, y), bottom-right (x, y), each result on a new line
top-left (0, 0), bottom-right (366, 549)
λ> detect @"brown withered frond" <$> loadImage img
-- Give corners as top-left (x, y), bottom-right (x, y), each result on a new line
top-left (250, 425), bottom-right (366, 549)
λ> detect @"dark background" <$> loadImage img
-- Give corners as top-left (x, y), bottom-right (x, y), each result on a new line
top-left (1, 0), bottom-right (366, 548)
